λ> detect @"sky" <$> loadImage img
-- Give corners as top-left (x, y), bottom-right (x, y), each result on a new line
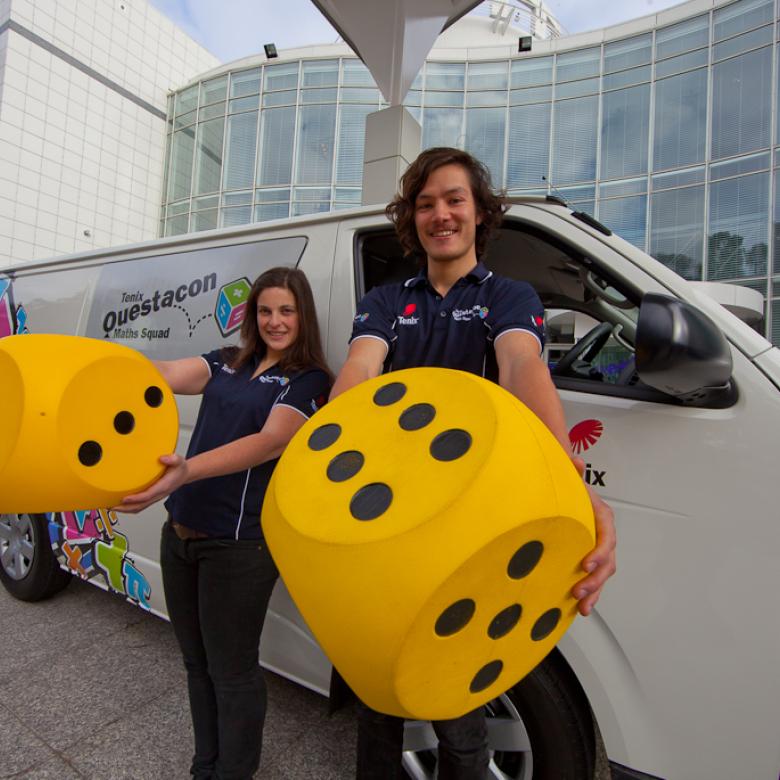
top-left (149, 0), bottom-right (686, 62)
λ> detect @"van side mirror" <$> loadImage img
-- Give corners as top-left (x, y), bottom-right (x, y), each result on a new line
top-left (635, 293), bottom-right (735, 406)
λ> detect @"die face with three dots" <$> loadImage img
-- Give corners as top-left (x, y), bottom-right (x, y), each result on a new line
top-left (262, 367), bottom-right (595, 721)
top-left (0, 334), bottom-right (178, 513)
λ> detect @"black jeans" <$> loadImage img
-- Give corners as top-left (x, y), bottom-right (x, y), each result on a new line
top-left (161, 522), bottom-right (279, 780)
top-left (356, 704), bottom-right (489, 779)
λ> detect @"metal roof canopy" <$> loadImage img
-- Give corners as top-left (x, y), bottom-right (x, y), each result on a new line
top-left (311, 0), bottom-right (483, 105)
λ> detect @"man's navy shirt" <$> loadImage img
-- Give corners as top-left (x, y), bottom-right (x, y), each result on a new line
top-left (350, 262), bottom-right (545, 379)
top-left (165, 348), bottom-right (330, 540)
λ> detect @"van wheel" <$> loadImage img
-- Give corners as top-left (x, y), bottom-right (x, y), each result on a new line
top-left (402, 653), bottom-right (595, 780)
top-left (0, 513), bottom-right (72, 601)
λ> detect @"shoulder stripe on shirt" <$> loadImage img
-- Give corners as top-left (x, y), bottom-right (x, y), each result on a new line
top-left (199, 355), bottom-right (214, 376)
top-left (350, 333), bottom-right (394, 351)
top-left (275, 403), bottom-right (311, 420)
top-left (493, 327), bottom-right (543, 355)
top-left (477, 271), bottom-right (493, 284)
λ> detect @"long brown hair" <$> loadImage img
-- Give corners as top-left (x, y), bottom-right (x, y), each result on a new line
top-left (228, 266), bottom-right (331, 378)
top-left (385, 147), bottom-right (507, 263)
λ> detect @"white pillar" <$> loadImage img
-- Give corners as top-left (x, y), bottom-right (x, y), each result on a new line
top-left (361, 105), bottom-right (422, 206)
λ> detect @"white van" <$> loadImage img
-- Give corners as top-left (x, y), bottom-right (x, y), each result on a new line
top-left (1, 198), bottom-right (779, 780)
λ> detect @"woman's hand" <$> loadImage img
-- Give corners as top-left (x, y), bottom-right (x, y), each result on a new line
top-left (112, 454), bottom-right (190, 514)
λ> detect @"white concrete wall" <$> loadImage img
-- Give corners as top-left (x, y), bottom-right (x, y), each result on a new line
top-left (0, 0), bottom-right (219, 268)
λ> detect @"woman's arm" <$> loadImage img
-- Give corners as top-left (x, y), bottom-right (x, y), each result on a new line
top-left (113, 405), bottom-right (306, 513)
top-left (152, 357), bottom-right (211, 395)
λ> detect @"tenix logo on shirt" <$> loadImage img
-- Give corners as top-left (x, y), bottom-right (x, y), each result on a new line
top-left (397, 303), bottom-right (420, 326)
top-left (452, 305), bottom-right (489, 322)
top-left (258, 375), bottom-right (290, 386)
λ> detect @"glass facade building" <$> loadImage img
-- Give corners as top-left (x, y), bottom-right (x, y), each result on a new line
top-left (161, 0), bottom-right (780, 346)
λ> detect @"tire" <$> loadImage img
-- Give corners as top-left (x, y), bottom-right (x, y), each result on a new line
top-left (401, 652), bottom-right (595, 780)
top-left (0, 513), bottom-right (72, 601)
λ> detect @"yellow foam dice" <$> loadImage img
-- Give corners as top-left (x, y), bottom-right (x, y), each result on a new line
top-left (263, 367), bottom-right (595, 720)
top-left (0, 334), bottom-right (178, 513)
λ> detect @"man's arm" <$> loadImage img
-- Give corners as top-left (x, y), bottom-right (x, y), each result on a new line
top-left (495, 331), bottom-right (616, 616)
top-left (330, 338), bottom-right (388, 399)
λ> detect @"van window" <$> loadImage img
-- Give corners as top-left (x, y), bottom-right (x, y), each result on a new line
top-left (355, 219), bottom-right (695, 405)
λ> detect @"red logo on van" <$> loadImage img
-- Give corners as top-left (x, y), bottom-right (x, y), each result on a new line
top-left (569, 419), bottom-right (603, 454)
top-left (403, 303), bottom-right (417, 316)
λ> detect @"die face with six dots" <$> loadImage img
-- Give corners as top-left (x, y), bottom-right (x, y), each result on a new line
top-left (0, 334), bottom-right (178, 513)
top-left (262, 367), bottom-right (595, 720)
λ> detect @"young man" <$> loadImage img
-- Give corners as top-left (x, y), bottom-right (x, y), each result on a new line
top-left (331, 147), bottom-right (616, 779)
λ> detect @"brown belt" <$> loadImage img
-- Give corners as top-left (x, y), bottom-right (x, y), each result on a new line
top-left (170, 520), bottom-right (209, 540)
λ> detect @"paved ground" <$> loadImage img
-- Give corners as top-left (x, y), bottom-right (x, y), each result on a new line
top-left (0, 577), bottom-right (356, 779)
top-left (0, 577), bottom-right (611, 779)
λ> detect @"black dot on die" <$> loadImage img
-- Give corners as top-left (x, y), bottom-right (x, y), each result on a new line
top-left (114, 411), bottom-right (135, 435)
top-left (78, 440), bottom-right (103, 467)
top-left (470, 660), bottom-right (503, 694)
top-left (144, 385), bottom-right (164, 408)
top-left (507, 541), bottom-right (544, 580)
top-left (531, 608), bottom-right (561, 642)
top-left (434, 599), bottom-right (475, 637)
top-left (373, 382), bottom-right (407, 406)
top-left (430, 429), bottom-right (472, 461)
top-left (487, 604), bottom-right (522, 640)
top-left (350, 483), bottom-right (393, 521)
top-left (399, 403), bottom-right (436, 431)
top-left (327, 451), bottom-right (365, 482)
top-left (308, 423), bottom-right (342, 451)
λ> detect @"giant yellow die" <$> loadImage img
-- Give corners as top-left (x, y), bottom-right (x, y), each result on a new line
top-left (262, 367), bottom-right (595, 720)
top-left (0, 334), bottom-right (178, 513)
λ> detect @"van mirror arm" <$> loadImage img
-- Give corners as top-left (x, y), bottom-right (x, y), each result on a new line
top-left (635, 293), bottom-right (736, 407)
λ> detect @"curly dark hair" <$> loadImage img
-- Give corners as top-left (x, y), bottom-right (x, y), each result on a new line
top-left (385, 147), bottom-right (507, 262)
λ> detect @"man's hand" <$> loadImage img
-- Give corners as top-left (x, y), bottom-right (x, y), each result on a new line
top-left (112, 454), bottom-right (189, 513)
top-left (572, 456), bottom-right (616, 616)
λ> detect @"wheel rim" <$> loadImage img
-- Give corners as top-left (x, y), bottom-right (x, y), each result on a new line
top-left (401, 694), bottom-right (533, 780)
top-left (0, 514), bottom-right (36, 581)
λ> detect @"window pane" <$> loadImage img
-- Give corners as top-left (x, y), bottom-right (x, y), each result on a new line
top-left (603, 34), bottom-right (652, 73)
top-left (708, 172), bottom-right (769, 279)
top-left (200, 76), bottom-right (227, 105)
top-left (302, 60), bottom-right (339, 87)
top-left (293, 187), bottom-right (331, 216)
top-left (223, 111), bottom-right (258, 190)
top-left (295, 104), bottom-right (337, 184)
top-left (229, 95), bottom-right (260, 113)
top-left (713, 24), bottom-right (772, 61)
top-left (467, 61), bottom-right (508, 90)
top-left (510, 85), bottom-right (552, 105)
top-left (425, 90), bottom-right (464, 107)
top-left (656, 14), bottom-right (709, 60)
top-left (465, 107), bottom-right (506, 186)
top-left (341, 87), bottom-right (380, 103)
top-left (222, 190), bottom-right (252, 206)
top-left (165, 214), bottom-right (189, 236)
top-left (603, 65), bottom-right (651, 90)
top-left (193, 118), bottom-right (224, 195)
top-left (600, 177), bottom-right (647, 197)
top-left (255, 202), bottom-right (290, 222)
top-left (556, 48), bottom-right (600, 82)
top-left (342, 59), bottom-right (375, 87)
top-left (425, 62), bottom-right (465, 90)
top-left (599, 195), bottom-right (647, 250)
top-left (507, 103), bottom-right (550, 189)
top-left (552, 96), bottom-right (598, 184)
top-left (713, 0), bottom-right (773, 42)
top-left (511, 56), bottom-right (553, 88)
top-left (466, 90), bottom-right (507, 107)
top-left (168, 127), bottom-right (195, 201)
top-left (654, 69), bottom-right (708, 171)
top-left (601, 85), bottom-right (649, 180)
top-left (263, 90), bottom-right (297, 107)
top-left (556, 77), bottom-right (600, 99)
top-left (650, 185), bottom-right (705, 278)
top-left (192, 209), bottom-right (218, 232)
top-left (336, 104), bottom-right (373, 184)
top-left (258, 107), bottom-right (296, 186)
top-left (230, 68), bottom-right (261, 98)
top-left (220, 206), bottom-right (252, 228)
top-left (711, 48), bottom-right (772, 160)
top-left (652, 166), bottom-right (705, 190)
top-left (422, 107), bottom-right (463, 149)
top-left (265, 62), bottom-right (299, 91)
top-left (175, 85), bottom-right (198, 116)
top-left (655, 49), bottom-right (709, 79)
top-left (301, 88), bottom-right (338, 104)
top-left (775, 173), bottom-right (780, 274)
top-left (199, 103), bottom-right (225, 121)
top-left (710, 151), bottom-right (770, 180)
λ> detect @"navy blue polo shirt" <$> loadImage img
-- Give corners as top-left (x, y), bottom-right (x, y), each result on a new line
top-left (350, 262), bottom-right (545, 379)
top-left (165, 348), bottom-right (330, 540)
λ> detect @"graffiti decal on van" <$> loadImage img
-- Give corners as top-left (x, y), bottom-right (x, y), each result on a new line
top-left (0, 278), bottom-right (29, 337)
top-left (48, 510), bottom-right (153, 610)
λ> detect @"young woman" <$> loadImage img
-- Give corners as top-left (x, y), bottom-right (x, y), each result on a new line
top-left (115, 266), bottom-right (331, 780)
